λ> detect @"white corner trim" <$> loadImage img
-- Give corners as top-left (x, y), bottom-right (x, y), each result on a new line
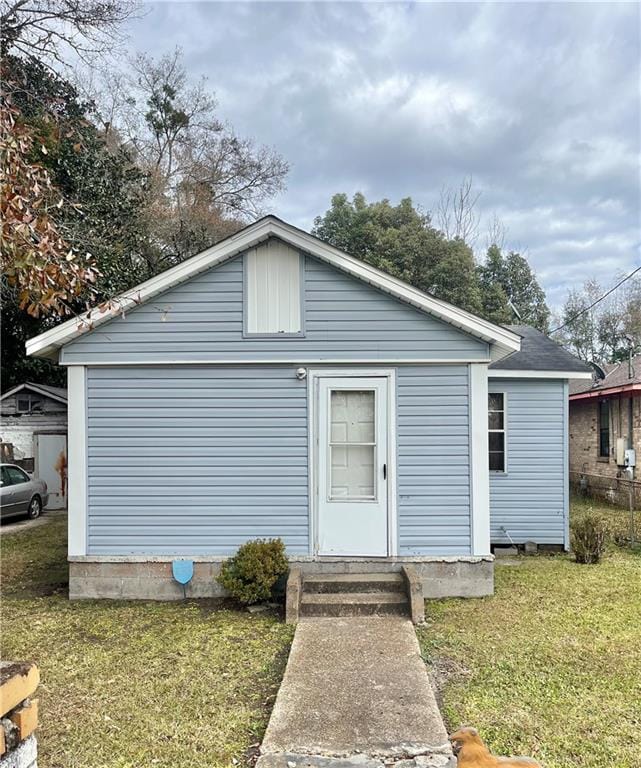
top-left (489, 369), bottom-right (593, 379)
top-left (26, 216), bottom-right (520, 359)
top-left (67, 366), bottom-right (87, 557)
top-left (469, 363), bottom-right (491, 556)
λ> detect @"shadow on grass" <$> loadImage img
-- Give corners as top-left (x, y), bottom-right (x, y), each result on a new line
top-left (1, 512), bottom-right (68, 598)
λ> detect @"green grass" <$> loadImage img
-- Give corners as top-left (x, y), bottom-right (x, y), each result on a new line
top-left (1, 515), bottom-right (294, 768)
top-left (418, 500), bottom-right (641, 768)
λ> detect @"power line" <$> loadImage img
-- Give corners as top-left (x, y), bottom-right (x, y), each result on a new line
top-left (550, 265), bottom-right (641, 334)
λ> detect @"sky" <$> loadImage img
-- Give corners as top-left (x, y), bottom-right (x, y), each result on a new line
top-left (122, 1), bottom-right (641, 310)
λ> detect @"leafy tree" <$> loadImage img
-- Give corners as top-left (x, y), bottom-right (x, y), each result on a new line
top-left (1, 55), bottom-right (149, 388)
top-left (1, 94), bottom-right (99, 317)
top-left (312, 193), bottom-right (483, 313)
top-left (477, 244), bottom-right (550, 331)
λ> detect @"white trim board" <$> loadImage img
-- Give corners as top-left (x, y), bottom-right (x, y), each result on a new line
top-left (489, 369), bottom-right (593, 379)
top-left (27, 216), bottom-right (521, 360)
top-left (67, 366), bottom-right (87, 557)
top-left (60, 358), bottom-right (492, 367)
top-left (469, 363), bottom-right (491, 556)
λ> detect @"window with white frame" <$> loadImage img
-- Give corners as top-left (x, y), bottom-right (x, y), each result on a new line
top-left (245, 239), bottom-right (302, 335)
top-left (488, 392), bottom-right (505, 472)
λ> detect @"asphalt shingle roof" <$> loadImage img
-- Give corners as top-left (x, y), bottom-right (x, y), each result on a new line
top-left (489, 325), bottom-right (593, 373)
top-left (569, 354), bottom-right (641, 396)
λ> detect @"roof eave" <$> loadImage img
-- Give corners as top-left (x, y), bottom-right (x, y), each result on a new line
top-left (570, 382), bottom-right (641, 400)
top-left (0, 381), bottom-right (68, 403)
top-left (490, 369), bottom-right (594, 379)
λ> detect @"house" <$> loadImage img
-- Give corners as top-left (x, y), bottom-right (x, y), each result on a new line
top-left (569, 355), bottom-right (640, 508)
top-left (0, 382), bottom-right (68, 509)
top-left (25, 216), bottom-right (592, 599)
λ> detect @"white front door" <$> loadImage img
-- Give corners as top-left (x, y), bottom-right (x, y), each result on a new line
top-left (316, 376), bottom-right (390, 556)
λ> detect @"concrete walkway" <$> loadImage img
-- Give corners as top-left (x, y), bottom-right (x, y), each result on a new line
top-left (258, 617), bottom-right (455, 768)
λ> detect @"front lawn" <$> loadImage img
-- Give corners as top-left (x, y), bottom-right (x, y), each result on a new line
top-left (1, 515), bottom-right (294, 768)
top-left (418, 499), bottom-right (641, 768)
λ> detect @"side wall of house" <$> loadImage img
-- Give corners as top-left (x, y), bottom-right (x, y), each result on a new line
top-left (84, 363), bottom-right (473, 557)
top-left (488, 377), bottom-right (568, 546)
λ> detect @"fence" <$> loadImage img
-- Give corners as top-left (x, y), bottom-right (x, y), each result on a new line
top-left (570, 470), bottom-right (640, 545)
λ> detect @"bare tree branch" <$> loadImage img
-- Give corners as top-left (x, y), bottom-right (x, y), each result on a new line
top-left (0, 0), bottom-right (141, 68)
top-left (485, 212), bottom-right (507, 250)
top-left (435, 176), bottom-right (481, 245)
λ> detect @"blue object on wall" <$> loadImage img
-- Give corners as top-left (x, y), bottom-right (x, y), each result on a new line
top-left (172, 559), bottom-right (194, 597)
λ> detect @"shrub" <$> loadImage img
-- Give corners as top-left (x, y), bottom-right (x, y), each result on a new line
top-left (217, 538), bottom-right (289, 605)
top-left (571, 511), bottom-right (608, 564)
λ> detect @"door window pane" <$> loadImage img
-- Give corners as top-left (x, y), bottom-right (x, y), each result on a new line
top-left (329, 390), bottom-right (376, 500)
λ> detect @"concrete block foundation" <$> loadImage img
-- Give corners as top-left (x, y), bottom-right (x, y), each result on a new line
top-left (69, 557), bottom-right (493, 600)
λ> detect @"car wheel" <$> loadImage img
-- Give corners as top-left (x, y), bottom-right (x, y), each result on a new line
top-left (27, 495), bottom-right (42, 520)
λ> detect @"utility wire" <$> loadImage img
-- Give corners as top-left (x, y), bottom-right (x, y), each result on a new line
top-left (550, 264), bottom-right (641, 334)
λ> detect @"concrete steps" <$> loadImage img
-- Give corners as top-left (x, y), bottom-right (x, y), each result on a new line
top-left (303, 572), bottom-right (406, 594)
top-left (300, 573), bottom-right (410, 618)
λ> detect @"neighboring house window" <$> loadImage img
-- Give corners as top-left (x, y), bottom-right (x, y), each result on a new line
top-left (245, 240), bottom-right (302, 335)
top-left (598, 400), bottom-right (610, 458)
top-left (16, 394), bottom-right (42, 413)
top-left (488, 393), bottom-right (506, 472)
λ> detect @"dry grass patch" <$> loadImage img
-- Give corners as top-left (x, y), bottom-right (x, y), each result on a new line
top-left (1, 515), bottom-right (293, 768)
top-left (417, 500), bottom-right (641, 768)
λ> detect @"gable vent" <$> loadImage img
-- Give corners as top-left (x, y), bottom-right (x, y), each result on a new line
top-left (245, 239), bottom-right (302, 335)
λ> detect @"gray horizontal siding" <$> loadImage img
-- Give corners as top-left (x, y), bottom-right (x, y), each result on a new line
top-left (489, 378), bottom-right (567, 544)
top-left (86, 363), bottom-right (474, 558)
top-left (61, 245), bottom-right (488, 363)
top-left (397, 365), bottom-right (471, 556)
top-left (86, 366), bottom-right (309, 555)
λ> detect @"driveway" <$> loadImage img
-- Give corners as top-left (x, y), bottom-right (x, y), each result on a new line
top-left (0, 508), bottom-right (66, 535)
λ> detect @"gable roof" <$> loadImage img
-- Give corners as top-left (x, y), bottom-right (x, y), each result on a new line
top-left (569, 354), bottom-right (641, 398)
top-left (0, 381), bottom-right (68, 404)
top-left (26, 216), bottom-right (521, 361)
top-left (489, 325), bottom-right (593, 378)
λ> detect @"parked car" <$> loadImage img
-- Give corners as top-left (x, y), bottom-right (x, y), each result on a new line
top-left (0, 464), bottom-right (49, 521)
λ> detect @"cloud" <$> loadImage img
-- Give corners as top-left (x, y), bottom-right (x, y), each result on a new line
top-left (122, 1), bottom-right (640, 309)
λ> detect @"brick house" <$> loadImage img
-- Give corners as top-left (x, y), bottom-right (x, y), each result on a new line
top-left (569, 354), bottom-right (640, 507)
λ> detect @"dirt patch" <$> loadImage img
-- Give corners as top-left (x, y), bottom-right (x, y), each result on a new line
top-left (426, 655), bottom-right (471, 717)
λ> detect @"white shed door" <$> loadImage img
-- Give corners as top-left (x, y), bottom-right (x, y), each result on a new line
top-left (35, 434), bottom-right (67, 509)
top-left (317, 377), bottom-right (389, 556)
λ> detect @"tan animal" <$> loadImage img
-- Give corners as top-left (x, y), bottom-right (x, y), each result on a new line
top-left (449, 727), bottom-right (542, 767)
